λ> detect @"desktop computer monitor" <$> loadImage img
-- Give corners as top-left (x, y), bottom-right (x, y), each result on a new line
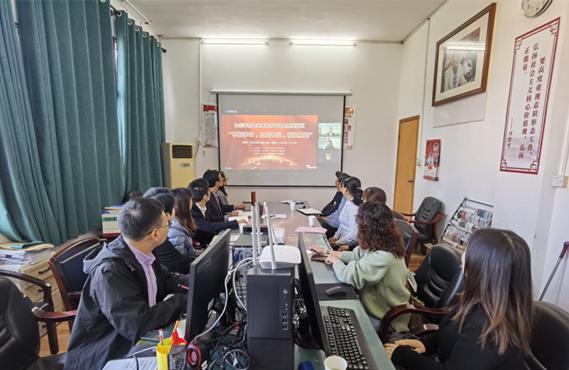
top-left (185, 229), bottom-right (231, 342)
top-left (297, 234), bottom-right (330, 353)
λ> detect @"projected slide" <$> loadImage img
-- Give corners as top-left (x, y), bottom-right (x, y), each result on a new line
top-left (221, 115), bottom-right (318, 170)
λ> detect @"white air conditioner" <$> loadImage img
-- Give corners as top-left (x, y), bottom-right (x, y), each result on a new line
top-left (161, 143), bottom-right (195, 189)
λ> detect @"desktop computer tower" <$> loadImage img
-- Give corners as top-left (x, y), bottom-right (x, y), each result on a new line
top-left (246, 266), bottom-right (294, 370)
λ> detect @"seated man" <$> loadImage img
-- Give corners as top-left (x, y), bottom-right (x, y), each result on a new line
top-left (203, 169), bottom-right (245, 222)
top-left (189, 178), bottom-right (246, 245)
top-left (318, 172), bottom-right (349, 238)
top-left (65, 198), bottom-right (189, 370)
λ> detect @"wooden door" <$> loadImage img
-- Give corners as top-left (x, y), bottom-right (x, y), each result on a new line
top-left (393, 116), bottom-right (419, 214)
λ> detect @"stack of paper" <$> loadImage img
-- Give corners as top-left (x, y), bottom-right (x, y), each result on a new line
top-left (0, 242), bottom-right (54, 265)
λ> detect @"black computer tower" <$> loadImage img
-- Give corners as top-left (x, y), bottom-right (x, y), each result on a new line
top-left (246, 266), bottom-right (294, 370)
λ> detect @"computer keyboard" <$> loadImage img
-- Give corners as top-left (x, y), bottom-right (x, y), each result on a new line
top-left (322, 306), bottom-right (378, 370)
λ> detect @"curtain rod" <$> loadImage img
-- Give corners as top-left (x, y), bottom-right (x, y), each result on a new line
top-left (110, 5), bottom-right (166, 54)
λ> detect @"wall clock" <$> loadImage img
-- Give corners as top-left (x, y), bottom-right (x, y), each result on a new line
top-left (522, 0), bottom-right (553, 17)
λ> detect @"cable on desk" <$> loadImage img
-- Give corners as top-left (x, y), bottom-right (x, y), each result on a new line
top-left (124, 346), bottom-right (155, 370)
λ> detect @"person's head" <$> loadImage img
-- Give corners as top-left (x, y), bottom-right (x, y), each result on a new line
top-left (171, 187), bottom-right (196, 235)
top-left (328, 127), bottom-right (334, 134)
top-left (118, 198), bottom-right (169, 246)
top-left (356, 202), bottom-right (404, 257)
top-left (219, 171), bottom-right (228, 196)
top-left (143, 187), bottom-right (176, 221)
top-left (363, 187), bottom-right (386, 204)
top-left (203, 169), bottom-right (222, 189)
top-left (189, 178), bottom-right (211, 204)
top-left (455, 228), bottom-right (533, 355)
top-left (334, 171), bottom-right (348, 189)
top-left (340, 176), bottom-right (363, 205)
top-left (121, 190), bottom-right (143, 204)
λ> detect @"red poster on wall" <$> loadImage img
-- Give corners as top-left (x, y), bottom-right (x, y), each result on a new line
top-left (424, 139), bottom-right (441, 181)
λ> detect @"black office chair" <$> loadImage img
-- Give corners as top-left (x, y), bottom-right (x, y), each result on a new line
top-left (400, 197), bottom-right (444, 250)
top-left (525, 301), bottom-right (569, 370)
top-left (49, 237), bottom-right (103, 331)
top-left (395, 219), bottom-right (419, 267)
top-left (0, 277), bottom-right (76, 370)
top-left (378, 244), bottom-right (464, 342)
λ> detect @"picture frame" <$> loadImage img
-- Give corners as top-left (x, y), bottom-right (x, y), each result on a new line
top-left (432, 3), bottom-right (496, 106)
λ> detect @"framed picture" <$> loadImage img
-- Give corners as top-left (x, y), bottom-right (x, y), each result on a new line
top-left (432, 3), bottom-right (496, 106)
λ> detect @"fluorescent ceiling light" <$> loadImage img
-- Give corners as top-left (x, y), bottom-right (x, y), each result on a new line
top-left (202, 39), bottom-right (268, 45)
top-left (290, 39), bottom-right (356, 46)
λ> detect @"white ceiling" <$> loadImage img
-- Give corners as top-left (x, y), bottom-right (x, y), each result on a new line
top-left (126, 0), bottom-right (447, 42)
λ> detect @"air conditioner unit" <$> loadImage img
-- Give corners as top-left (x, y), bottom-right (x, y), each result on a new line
top-left (162, 143), bottom-right (195, 189)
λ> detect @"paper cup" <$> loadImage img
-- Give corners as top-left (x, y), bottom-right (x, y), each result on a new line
top-left (290, 202), bottom-right (296, 210)
top-left (324, 355), bottom-right (348, 370)
top-left (156, 344), bottom-right (171, 370)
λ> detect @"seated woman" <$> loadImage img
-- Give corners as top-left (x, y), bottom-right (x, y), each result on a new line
top-left (169, 187), bottom-right (198, 258)
top-left (385, 228), bottom-right (532, 370)
top-left (143, 187), bottom-right (194, 274)
top-left (311, 202), bottom-right (410, 333)
top-left (328, 176), bottom-right (363, 249)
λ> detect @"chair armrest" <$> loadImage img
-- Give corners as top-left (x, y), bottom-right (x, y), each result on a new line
top-left (0, 270), bottom-right (54, 308)
top-left (411, 323), bottom-right (440, 337)
top-left (400, 212), bottom-right (415, 217)
top-left (378, 304), bottom-right (452, 342)
top-left (33, 306), bottom-right (77, 323)
top-left (408, 213), bottom-right (444, 226)
top-left (68, 291), bottom-right (82, 301)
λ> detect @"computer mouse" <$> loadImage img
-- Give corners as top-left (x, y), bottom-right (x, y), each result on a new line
top-left (325, 286), bottom-right (347, 297)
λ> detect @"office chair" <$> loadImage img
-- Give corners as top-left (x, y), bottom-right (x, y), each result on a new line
top-left (49, 237), bottom-right (103, 331)
top-left (400, 196), bottom-right (444, 251)
top-left (525, 301), bottom-right (569, 370)
top-left (378, 244), bottom-right (464, 342)
top-left (395, 219), bottom-right (419, 267)
top-left (0, 276), bottom-right (76, 369)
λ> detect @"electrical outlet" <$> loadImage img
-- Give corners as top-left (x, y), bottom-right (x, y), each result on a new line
top-left (552, 175), bottom-right (568, 188)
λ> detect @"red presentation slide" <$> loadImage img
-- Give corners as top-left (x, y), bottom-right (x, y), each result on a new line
top-left (221, 114), bottom-right (318, 170)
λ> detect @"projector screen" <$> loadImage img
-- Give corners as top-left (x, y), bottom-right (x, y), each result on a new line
top-left (217, 93), bottom-right (345, 187)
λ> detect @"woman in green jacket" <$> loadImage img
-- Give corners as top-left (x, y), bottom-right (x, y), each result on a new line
top-left (310, 202), bottom-right (410, 332)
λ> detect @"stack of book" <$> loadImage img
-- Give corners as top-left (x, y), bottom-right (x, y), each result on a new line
top-left (0, 242), bottom-right (54, 265)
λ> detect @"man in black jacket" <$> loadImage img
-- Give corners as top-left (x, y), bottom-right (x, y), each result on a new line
top-left (65, 198), bottom-right (189, 370)
top-left (203, 169), bottom-right (245, 222)
top-left (189, 178), bottom-right (246, 245)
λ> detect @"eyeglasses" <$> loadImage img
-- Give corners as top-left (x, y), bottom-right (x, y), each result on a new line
top-left (146, 221), bottom-right (172, 236)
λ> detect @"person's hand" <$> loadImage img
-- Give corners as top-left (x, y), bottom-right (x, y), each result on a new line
top-left (238, 219), bottom-right (248, 224)
top-left (394, 339), bottom-right (425, 354)
top-left (383, 343), bottom-right (398, 358)
top-left (317, 215), bottom-right (325, 222)
top-left (236, 204), bottom-right (246, 210)
top-left (309, 245), bottom-right (327, 256)
top-left (325, 255), bottom-right (341, 265)
top-left (229, 210), bottom-right (239, 217)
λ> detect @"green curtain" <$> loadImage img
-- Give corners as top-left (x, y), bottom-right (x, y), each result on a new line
top-left (115, 11), bottom-right (165, 194)
top-left (0, 0), bottom-right (124, 244)
top-left (0, 0), bottom-right (59, 242)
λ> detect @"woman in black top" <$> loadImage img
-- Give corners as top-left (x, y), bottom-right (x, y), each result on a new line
top-left (385, 228), bottom-right (533, 370)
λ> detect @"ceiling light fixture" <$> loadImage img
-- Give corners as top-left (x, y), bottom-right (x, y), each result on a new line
top-left (201, 39), bottom-right (268, 45)
top-left (290, 40), bottom-right (356, 46)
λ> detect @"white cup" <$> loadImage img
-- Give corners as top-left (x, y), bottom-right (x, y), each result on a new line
top-left (239, 222), bottom-right (245, 234)
top-left (290, 202), bottom-right (296, 210)
top-left (308, 216), bottom-right (317, 227)
top-left (324, 355), bottom-right (347, 370)
top-left (176, 319), bottom-right (186, 338)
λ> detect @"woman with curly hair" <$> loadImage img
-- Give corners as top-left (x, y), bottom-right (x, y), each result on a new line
top-left (311, 202), bottom-right (410, 332)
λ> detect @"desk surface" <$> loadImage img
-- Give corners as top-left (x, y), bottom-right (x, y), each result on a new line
top-left (262, 202), bottom-right (395, 370)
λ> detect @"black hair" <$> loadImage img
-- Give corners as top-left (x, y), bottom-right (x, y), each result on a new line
top-left (219, 171), bottom-right (228, 196)
top-left (143, 187), bottom-right (175, 215)
top-left (189, 178), bottom-right (210, 202)
top-left (121, 190), bottom-right (143, 204)
top-left (343, 177), bottom-right (363, 205)
top-left (203, 169), bottom-right (221, 188)
top-left (118, 198), bottom-right (164, 241)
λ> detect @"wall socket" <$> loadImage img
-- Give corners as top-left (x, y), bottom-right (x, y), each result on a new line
top-left (552, 175), bottom-right (568, 188)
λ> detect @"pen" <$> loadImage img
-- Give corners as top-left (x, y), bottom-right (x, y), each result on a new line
top-left (178, 284), bottom-right (189, 290)
top-left (173, 320), bottom-right (180, 333)
top-left (159, 329), bottom-right (164, 346)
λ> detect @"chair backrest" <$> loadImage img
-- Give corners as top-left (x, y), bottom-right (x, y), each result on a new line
top-left (526, 301), bottom-right (569, 370)
top-left (49, 237), bottom-right (103, 311)
top-left (414, 244), bottom-right (464, 308)
top-left (0, 277), bottom-right (41, 370)
top-left (414, 196), bottom-right (442, 241)
top-left (392, 210), bottom-right (407, 221)
top-left (395, 219), bottom-right (419, 267)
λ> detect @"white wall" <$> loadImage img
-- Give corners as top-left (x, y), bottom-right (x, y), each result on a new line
top-left (162, 40), bottom-right (403, 210)
top-left (399, 0), bottom-right (569, 310)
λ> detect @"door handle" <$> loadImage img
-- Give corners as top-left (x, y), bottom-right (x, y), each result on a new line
top-left (407, 179), bottom-right (414, 183)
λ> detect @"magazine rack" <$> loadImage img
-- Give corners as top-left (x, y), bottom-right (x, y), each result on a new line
top-left (441, 197), bottom-right (494, 250)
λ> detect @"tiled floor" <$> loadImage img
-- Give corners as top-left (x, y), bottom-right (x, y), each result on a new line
top-left (40, 252), bottom-right (428, 356)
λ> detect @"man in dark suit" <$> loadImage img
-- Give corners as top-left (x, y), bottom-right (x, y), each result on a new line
top-left (203, 169), bottom-right (246, 222)
top-left (189, 178), bottom-right (246, 245)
